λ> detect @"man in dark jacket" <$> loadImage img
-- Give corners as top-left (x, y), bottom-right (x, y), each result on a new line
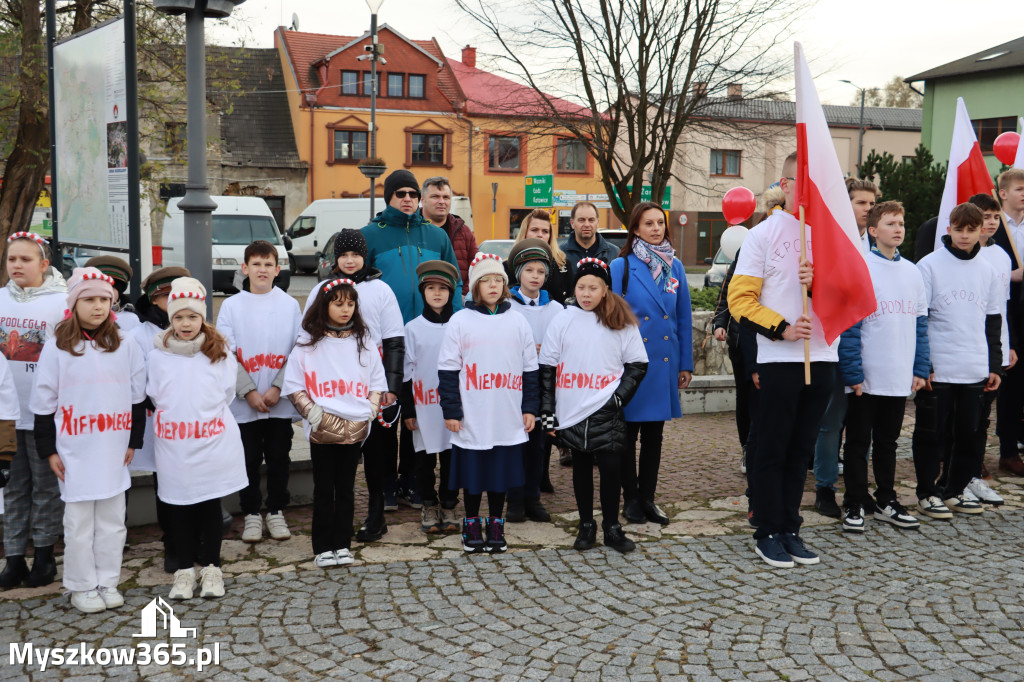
top-left (421, 176), bottom-right (478, 297)
top-left (560, 201), bottom-right (618, 267)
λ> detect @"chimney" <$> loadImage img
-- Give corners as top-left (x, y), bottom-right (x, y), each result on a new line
top-left (462, 45), bottom-right (476, 68)
top-left (727, 83), bottom-right (742, 100)
top-left (692, 81), bottom-right (708, 97)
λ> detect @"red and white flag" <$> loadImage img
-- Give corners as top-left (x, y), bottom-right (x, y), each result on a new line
top-left (793, 42), bottom-right (876, 344)
top-left (1014, 116), bottom-right (1024, 169)
top-left (934, 97), bottom-right (994, 252)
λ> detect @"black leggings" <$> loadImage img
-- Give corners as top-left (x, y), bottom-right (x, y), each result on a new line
top-left (572, 449), bottom-right (623, 524)
top-left (311, 442), bottom-right (361, 554)
top-left (622, 421), bottom-right (665, 502)
top-left (164, 498), bottom-right (222, 568)
top-left (362, 419), bottom-right (397, 497)
top-left (415, 449), bottom-right (457, 508)
top-left (463, 491), bottom-right (505, 518)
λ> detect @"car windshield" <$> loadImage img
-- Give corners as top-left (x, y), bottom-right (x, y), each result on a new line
top-left (212, 216), bottom-right (282, 245)
top-left (713, 248), bottom-right (732, 265)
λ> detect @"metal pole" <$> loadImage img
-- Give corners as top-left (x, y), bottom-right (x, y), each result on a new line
top-left (45, 0), bottom-right (59, 265)
top-left (369, 11), bottom-right (378, 221)
top-left (857, 88), bottom-right (865, 170)
top-left (177, 0), bottom-right (217, 319)
top-left (125, 0), bottom-right (142, 298)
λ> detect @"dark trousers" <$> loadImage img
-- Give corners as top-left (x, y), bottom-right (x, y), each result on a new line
top-left (749, 362), bottom-right (834, 539)
top-left (464, 491), bottom-right (505, 518)
top-left (842, 393), bottom-right (906, 509)
top-left (572, 449), bottom-right (622, 524)
top-left (152, 473), bottom-right (174, 559)
top-left (744, 384), bottom-right (760, 500)
top-left (728, 345), bottom-right (751, 447)
top-left (974, 391), bottom-right (998, 478)
top-left (415, 449), bottom-right (457, 508)
top-left (164, 498), bottom-right (222, 568)
top-left (996, 361), bottom-right (1024, 460)
top-left (398, 426), bottom-right (416, 479)
top-left (622, 421), bottom-right (665, 502)
top-left (911, 389), bottom-right (939, 499)
top-left (362, 419), bottom-right (397, 496)
top-left (508, 427), bottom-right (545, 500)
top-left (929, 381), bottom-right (986, 500)
top-left (237, 418), bottom-right (293, 515)
top-left (310, 442), bottom-right (361, 554)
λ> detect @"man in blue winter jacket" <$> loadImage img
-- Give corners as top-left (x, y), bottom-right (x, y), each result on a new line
top-left (361, 169), bottom-right (464, 324)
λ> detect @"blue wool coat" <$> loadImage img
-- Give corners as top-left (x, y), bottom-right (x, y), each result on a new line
top-left (610, 254), bottom-right (694, 421)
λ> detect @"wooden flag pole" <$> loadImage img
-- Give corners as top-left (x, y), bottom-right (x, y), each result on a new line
top-left (799, 205), bottom-right (811, 385)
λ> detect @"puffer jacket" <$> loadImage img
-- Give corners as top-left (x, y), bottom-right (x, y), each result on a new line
top-left (539, 359), bottom-right (648, 457)
top-left (290, 388), bottom-right (382, 445)
top-left (441, 213), bottom-right (478, 297)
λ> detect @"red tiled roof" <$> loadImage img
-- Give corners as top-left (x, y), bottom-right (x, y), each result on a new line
top-left (277, 29), bottom-right (351, 93)
top-left (447, 59), bottom-right (593, 119)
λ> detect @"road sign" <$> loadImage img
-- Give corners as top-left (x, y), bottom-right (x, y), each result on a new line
top-left (524, 174), bottom-right (553, 208)
top-left (612, 185), bottom-right (671, 210)
top-left (679, 213), bottom-right (688, 226)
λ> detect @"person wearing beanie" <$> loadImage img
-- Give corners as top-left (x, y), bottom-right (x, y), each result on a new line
top-left (0, 232), bottom-right (68, 590)
top-left (436, 252), bottom-right (540, 554)
top-left (505, 240), bottom-right (563, 523)
top-left (84, 255), bottom-right (140, 332)
top-left (304, 227), bottom-right (411, 537)
top-left (361, 169), bottom-right (464, 324)
top-left (30, 267), bottom-right (147, 612)
top-left (402, 260), bottom-right (460, 535)
top-left (148, 276), bottom-right (246, 601)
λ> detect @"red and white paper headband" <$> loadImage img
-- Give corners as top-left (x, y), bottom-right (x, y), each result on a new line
top-left (322, 278), bottom-right (355, 293)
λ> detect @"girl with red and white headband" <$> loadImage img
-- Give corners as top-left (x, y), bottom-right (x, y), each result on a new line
top-left (283, 278), bottom-right (387, 569)
top-left (29, 267), bottom-right (147, 613)
top-left (0, 232), bottom-right (68, 591)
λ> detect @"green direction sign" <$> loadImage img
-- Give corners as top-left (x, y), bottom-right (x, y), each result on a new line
top-left (525, 174), bottom-right (553, 208)
top-left (613, 185), bottom-right (671, 210)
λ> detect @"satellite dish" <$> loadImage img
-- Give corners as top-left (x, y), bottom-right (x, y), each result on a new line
top-left (290, 12), bottom-right (300, 31)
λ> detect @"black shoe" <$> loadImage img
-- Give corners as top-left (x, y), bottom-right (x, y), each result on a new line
top-left (641, 500), bottom-right (670, 525)
top-left (163, 554), bottom-right (177, 574)
top-left (602, 523), bottom-right (635, 553)
top-left (24, 546), bottom-right (57, 588)
top-left (0, 556), bottom-right (29, 589)
top-left (506, 498), bottom-right (526, 523)
top-left (622, 499), bottom-right (646, 524)
top-left (523, 497), bottom-right (551, 522)
top-left (574, 520), bottom-right (597, 550)
top-left (814, 488), bottom-right (841, 518)
top-left (356, 495), bottom-right (389, 542)
top-left (558, 447), bottom-right (572, 467)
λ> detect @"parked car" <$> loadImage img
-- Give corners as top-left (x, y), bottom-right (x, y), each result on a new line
top-left (598, 229), bottom-right (629, 255)
top-left (478, 239), bottom-right (515, 261)
top-left (286, 198), bottom-right (385, 274)
top-left (703, 248), bottom-right (733, 288)
top-left (315, 231), bottom-right (342, 282)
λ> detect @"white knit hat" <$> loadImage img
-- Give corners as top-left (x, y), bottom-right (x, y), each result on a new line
top-left (467, 252), bottom-right (507, 293)
top-left (167, 277), bottom-right (207, 319)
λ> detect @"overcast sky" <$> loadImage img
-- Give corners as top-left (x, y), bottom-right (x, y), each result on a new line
top-left (208, 0), bottom-right (1022, 106)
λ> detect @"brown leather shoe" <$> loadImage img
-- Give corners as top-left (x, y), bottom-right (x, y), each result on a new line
top-left (998, 455), bottom-right (1024, 476)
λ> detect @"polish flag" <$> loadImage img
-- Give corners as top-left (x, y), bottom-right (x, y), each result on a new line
top-left (933, 97), bottom-right (994, 252)
top-left (1014, 116), bottom-right (1024, 169)
top-left (793, 42), bottom-right (876, 344)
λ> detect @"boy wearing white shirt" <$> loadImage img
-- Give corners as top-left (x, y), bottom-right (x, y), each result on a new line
top-left (914, 203), bottom-right (1002, 518)
top-left (838, 202), bottom-right (929, 533)
top-left (994, 169), bottom-right (1024, 476)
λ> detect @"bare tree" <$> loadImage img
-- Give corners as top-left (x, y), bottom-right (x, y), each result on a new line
top-left (455, 0), bottom-right (798, 223)
top-left (850, 75), bottom-right (922, 109)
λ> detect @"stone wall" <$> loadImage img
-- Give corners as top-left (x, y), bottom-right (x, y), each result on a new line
top-left (692, 310), bottom-right (732, 376)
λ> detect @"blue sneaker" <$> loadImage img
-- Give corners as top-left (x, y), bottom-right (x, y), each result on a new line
top-left (779, 533), bottom-right (820, 565)
top-left (754, 534), bottom-right (794, 568)
top-left (461, 517), bottom-right (486, 553)
top-left (396, 478), bottom-right (423, 509)
top-left (485, 517), bottom-right (507, 553)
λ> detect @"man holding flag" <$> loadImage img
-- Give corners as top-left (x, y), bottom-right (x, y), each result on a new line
top-left (728, 43), bottom-right (876, 569)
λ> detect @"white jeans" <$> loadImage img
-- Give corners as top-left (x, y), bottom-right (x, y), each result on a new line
top-left (62, 493), bottom-right (127, 593)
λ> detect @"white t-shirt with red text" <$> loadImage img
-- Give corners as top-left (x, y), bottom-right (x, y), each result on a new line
top-left (404, 316), bottom-right (450, 454)
top-left (30, 335), bottom-right (146, 502)
top-left (217, 287), bottom-right (301, 423)
top-left (437, 308), bottom-right (538, 451)
top-left (539, 306), bottom-right (648, 429)
top-left (304, 278), bottom-right (404, 350)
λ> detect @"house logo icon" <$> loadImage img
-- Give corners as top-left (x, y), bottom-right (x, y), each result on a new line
top-left (132, 597), bottom-right (197, 638)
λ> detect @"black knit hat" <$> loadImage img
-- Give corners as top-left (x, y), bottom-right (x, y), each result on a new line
top-left (574, 257), bottom-right (611, 288)
top-left (334, 229), bottom-right (368, 261)
top-left (384, 169), bottom-right (419, 203)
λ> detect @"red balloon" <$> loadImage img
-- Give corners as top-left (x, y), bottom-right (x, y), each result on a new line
top-left (994, 131), bottom-right (1020, 166)
top-left (722, 187), bottom-right (757, 225)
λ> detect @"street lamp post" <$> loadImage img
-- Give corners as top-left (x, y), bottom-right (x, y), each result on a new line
top-left (154, 0), bottom-right (247, 318)
top-left (840, 79), bottom-right (877, 172)
top-left (356, 0), bottom-right (386, 221)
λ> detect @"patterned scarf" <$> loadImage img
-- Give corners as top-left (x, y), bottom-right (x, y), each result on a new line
top-left (632, 238), bottom-right (678, 293)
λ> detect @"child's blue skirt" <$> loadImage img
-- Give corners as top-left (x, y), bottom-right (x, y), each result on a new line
top-left (449, 444), bottom-right (524, 494)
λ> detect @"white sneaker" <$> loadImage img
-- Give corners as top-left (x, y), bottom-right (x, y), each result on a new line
top-left (198, 565), bottom-right (225, 598)
top-left (917, 496), bottom-right (952, 519)
top-left (168, 568), bottom-right (196, 600)
top-left (961, 487), bottom-right (981, 503)
top-left (265, 511), bottom-right (291, 540)
top-left (944, 495), bottom-right (984, 514)
top-left (967, 478), bottom-right (1004, 505)
top-left (70, 589), bottom-right (106, 614)
top-left (314, 551), bottom-right (338, 568)
top-left (97, 586), bottom-right (124, 609)
top-left (241, 514), bottom-right (264, 543)
top-left (841, 506), bottom-right (865, 533)
top-left (334, 548), bottom-right (354, 566)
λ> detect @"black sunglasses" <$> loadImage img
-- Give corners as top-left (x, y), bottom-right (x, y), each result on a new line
top-left (394, 190), bottom-right (420, 199)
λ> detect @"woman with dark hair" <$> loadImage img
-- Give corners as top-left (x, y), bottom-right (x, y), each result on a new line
top-left (609, 201), bottom-right (694, 525)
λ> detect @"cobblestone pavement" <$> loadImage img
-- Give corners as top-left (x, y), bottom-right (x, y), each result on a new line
top-left (4, 405), bottom-right (1024, 680)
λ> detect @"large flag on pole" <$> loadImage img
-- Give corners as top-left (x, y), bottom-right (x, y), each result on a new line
top-left (793, 42), bottom-right (875, 344)
top-left (934, 97), bottom-right (994, 252)
top-left (1014, 116), bottom-right (1024, 169)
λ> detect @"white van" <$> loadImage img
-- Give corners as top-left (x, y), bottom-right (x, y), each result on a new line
top-left (161, 196), bottom-right (291, 293)
top-left (286, 198), bottom-right (385, 273)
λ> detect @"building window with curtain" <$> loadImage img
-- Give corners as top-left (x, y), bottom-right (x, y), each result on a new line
top-left (411, 133), bottom-right (444, 165)
top-left (333, 130), bottom-right (368, 161)
top-left (710, 149), bottom-right (741, 177)
top-left (488, 135), bottom-right (522, 171)
top-left (556, 138), bottom-right (588, 173)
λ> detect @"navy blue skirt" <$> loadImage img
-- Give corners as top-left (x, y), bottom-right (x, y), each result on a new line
top-left (449, 444), bottom-right (524, 494)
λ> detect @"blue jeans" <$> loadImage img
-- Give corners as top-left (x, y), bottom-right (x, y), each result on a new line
top-left (813, 366), bottom-right (846, 492)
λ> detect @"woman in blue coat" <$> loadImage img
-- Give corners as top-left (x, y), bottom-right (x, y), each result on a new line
top-left (609, 201), bottom-right (693, 525)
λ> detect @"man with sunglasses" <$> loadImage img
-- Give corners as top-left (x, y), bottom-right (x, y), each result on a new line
top-left (361, 169), bottom-right (464, 323)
